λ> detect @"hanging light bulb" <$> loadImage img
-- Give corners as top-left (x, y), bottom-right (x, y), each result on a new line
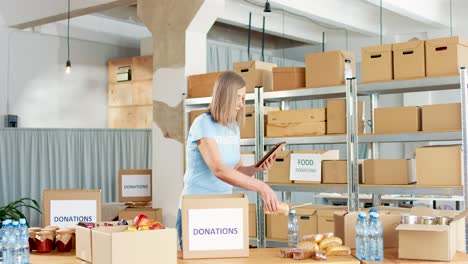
top-left (65, 60), bottom-right (71, 74)
top-left (65, 0), bottom-right (71, 74)
top-left (264, 0), bottom-right (272, 12)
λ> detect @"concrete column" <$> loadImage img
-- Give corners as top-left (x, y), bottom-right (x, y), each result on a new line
top-left (138, 0), bottom-right (222, 227)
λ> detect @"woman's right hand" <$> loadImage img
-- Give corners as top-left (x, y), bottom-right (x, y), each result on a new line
top-left (259, 182), bottom-right (279, 213)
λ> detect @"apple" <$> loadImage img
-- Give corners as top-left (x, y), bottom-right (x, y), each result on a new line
top-left (133, 214), bottom-right (152, 227)
top-left (137, 225), bottom-right (150, 231)
top-left (149, 222), bottom-right (165, 230)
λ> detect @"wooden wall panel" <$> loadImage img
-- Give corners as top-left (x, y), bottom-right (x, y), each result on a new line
top-left (132, 56), bottom-right (153, 81)
top-left (133, 80), bottom-right (153, 106)
top-left (108, 82), bottom-right (133, 106)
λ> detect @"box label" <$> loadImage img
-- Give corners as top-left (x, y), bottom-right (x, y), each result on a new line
top-left (241, 154), bottom-right (255, 167)
top-left (188, 208), bottom-right (244, 251)
top-left (290, 153), bottom-right (322, 181)
top-left (122, 174), bottom-right (151, 197)
top-left (50, 200), bottom-right (97, 228)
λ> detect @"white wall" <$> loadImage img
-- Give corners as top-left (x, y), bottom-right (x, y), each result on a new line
top-left (0, 28), bottom-right (138, 128)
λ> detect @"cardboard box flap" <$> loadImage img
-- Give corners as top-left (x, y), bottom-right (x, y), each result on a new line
top-left (362, 44), bottom-right (393, 54)
top-left (426, 36), bottom-right (468, 48)
top-left (396, 224), bottom-right (449, 232)
top-left (92, 226), bottom-right (128, 234)
top-left (182, 193), bottom-right (245, 200)
top-left (295, 206), bottom-right (317, 216)
top-left (272, 67), bottom-right (305, 73)
top-left (450, 210), bottom-right (468, 223)
top-left (393, 40), bottom-right (424, 52)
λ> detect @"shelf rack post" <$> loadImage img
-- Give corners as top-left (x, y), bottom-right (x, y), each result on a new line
top-left (459, 67), bottom-right (468, 253)
top-left (346, 77), bottom-right (359, 211)
top-left (254, 86), bottom-right (266, 248)
top-left (370, 93), bottom-right (382, 206)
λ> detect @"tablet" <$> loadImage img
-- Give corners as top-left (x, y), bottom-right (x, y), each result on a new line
top-left (254, 141), bottom-right (286, 168)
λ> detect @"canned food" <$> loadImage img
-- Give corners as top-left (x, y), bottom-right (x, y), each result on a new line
top-left (436, 216), bottom-right (452, 225)
top-left (420, 216), bottom-right (436, 225)
top-left (400, 214), bottom-right (418, 224)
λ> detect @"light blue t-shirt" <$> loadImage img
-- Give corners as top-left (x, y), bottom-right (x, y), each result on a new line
top-left (180, 113), bottom-right (240, 204)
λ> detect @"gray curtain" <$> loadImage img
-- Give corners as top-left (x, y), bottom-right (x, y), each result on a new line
top-left (0, 128), bottom-right (151, 226)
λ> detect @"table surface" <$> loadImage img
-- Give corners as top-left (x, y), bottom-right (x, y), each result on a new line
top-left (29, 248), bottom-right (468, 264)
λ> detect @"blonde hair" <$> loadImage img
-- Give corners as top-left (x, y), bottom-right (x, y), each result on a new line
top-left (209, 71), bottom-right (246, 127)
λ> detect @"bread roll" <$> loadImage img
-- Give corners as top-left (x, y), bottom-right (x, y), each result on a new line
top-left (326, 245), bottom-right (351, 256)
top-left (319, 237), bottom-right (342, 250)
top-left (322, 232), bottom-right (334, 239)
top-left (293, 249), bottom-right (314, 260)
top-left (264, 202), bottom-right (289, 216)
top-left (297, 241), bottom-right (319, 252)
top-left (314, 250), bottom-right (328, 261)
top-left (302, 234), bottom-right (323, 244)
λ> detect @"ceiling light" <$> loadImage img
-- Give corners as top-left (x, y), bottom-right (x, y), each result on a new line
top-left (264, 0), bottom-right (271, 12)
top-left (65, 0), bottom-right (71, 74)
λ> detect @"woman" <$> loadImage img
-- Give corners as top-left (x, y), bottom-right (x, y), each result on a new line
top-left (176, 71), bottom-right (279, 249)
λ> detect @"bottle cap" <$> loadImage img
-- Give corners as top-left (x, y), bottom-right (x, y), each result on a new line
top-left (358, 211), bottom-right (367, 218)
top-left (370, 212), bottom-right (380, 218)
top-left (12, 221), bottom-right (19, 226)
top-left (5, 219), bottom-right (12, 224)
top-left (369, 207), bottom-right (378, 213)
top-left (19, 218), bottom-right (26, 225)
top-left (290, 209), bottom-right (296, 216)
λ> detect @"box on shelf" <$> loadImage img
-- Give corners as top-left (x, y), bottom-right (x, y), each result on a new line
top-left (75, 221), bottom-right (125, 262)
top-left (188, 109), bottom-right (209, 127)
top-left (272, 67), bottom-right (305, 91)
top-left (334, 207), bottom-right (409, 249)
top-left (266, 150), bottom-right (339, 184)
top-left (233, 61), bottom-right (276, 92)
top-left (374, 106), bottom-right (421, 134)
top-left (241, 106), bottom-right (279, 139)
top-left (305, 50), bottom-right (356, 88)
top-left (393, 40), bottom-right (426, 80)
top-left (321, 160), bottom-right (363, 184)
top-left (416, 145), bottom-right (462, 186)
top-left (422, 103), bottom-right (461, 132)
top-left (118, 169), bottom-right (152, 203)
top-left (317, 207), bottom-right (347, 234)
top-left (181, 194), bottom-right (249, 259)
top-left (92, 226), bottom-right (177, 264)
top-left (42, 189), bottom-right (102, 228)
top-left (363, 159), bottom-right (416, 185)
top-left (426, 36), bottom-right (468, 77)
top-left (396, 207), bottom-right (466, 261)
top-left (266, 205), bottom-right (318, 240)
top-left (361, 44), bottom-right (393, 83)
top-left (187, 72), bottom-right (224, 98)
top-left (249, 204), bottom-right (257, 238)
top-left (266, 108), bottom-right (326, 137)
top-left (118, 208), bottom-right (163, 223)
top-left (326, 99), bottom-right (364, 134)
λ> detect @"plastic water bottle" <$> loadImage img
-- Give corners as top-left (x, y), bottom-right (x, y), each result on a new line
top-left (11, 221), bottom-right (20, 264)
top-left (369, 212), bottom-right (384, 261)
top-left (1, 220), bottom-right (11, 264)
top-left (355, 211), bottom-right (369, 260)
top-left (18, 219), bottom-right (30, 264)
top-left (287, 209), bottom-right (299, 248)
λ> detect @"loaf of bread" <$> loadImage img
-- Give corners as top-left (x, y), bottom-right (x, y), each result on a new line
top-left (264, 202), bottom-right (289, 216)
top-left (279, 248), bottom-right (295, 258)
top-left (297, 241), bottom-right (319, 252)
top-left (314, 250), bottom-right (328, 261)
top-left (302, 234), bottom-right (323, 244)
top-left (326, 245), bottom-right (351, 256)
top-left (319, 236), bottom-right (343, 250)
top-left (293, 249), bottom-right (314, 260)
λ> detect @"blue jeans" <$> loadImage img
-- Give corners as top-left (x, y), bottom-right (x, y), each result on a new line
top-left (176, 208), bottom-right (183, 250)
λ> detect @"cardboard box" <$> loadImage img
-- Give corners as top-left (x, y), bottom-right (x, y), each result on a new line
top-left (42, 189), bottom-right (102, 228)
top-left (92, 226), bottom-right (177, 264)
top-left (416, 145), bottom-right (462, 186)
top-left (118, 169), bottom-right (152, 202)
top-left (334, 207), bottom-right (409, 249)
top-left (267, 122), bottom-right (326, 137)
top-left (188, 109), bottom-right (208, 127)
top-left (118, 208), bottom-right (163, 223)
top-left (266, 150), bottom-right (340, 184)
top-left (393, 40), bottom-right (426, 80)
top-left (326, 99), bottom-right (364, 134)
top-left (241, 106), bottom-right (279, 139)
top-left (321, 160), bottom-right (363, 184)
top-left (374, 106), bottom-right (421, 134)
top-left (317, 207), bottom-right (347, 234)
top-left (361, 44), bottom-right (393, 83)
top-left (249, 204), bottom-right (257, 238)
top-left (426, 36), bottom-right (468, 77)
top-left (305, 50), bottom-right (356, 88)
top-left (266, 206), bottom-right (318, 240)
top-left (75, 221), bottom-right (125, 262)
top-left (268, 108), bottom-right (326, 124)
top-left (396, 208), bottom-right (466, 261)
top-left (422, 103), bottom-right (461, 132)
top-left (363, 159), bottom-right (416, 185)
top-left (187, 72), bottom-right (224, 98)
top-left (272, 67), bottom-right (305, 90)
top-left (182, 194), bottom-right (249, 259)
top-left (233, 61), bottom-right (276, 92)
